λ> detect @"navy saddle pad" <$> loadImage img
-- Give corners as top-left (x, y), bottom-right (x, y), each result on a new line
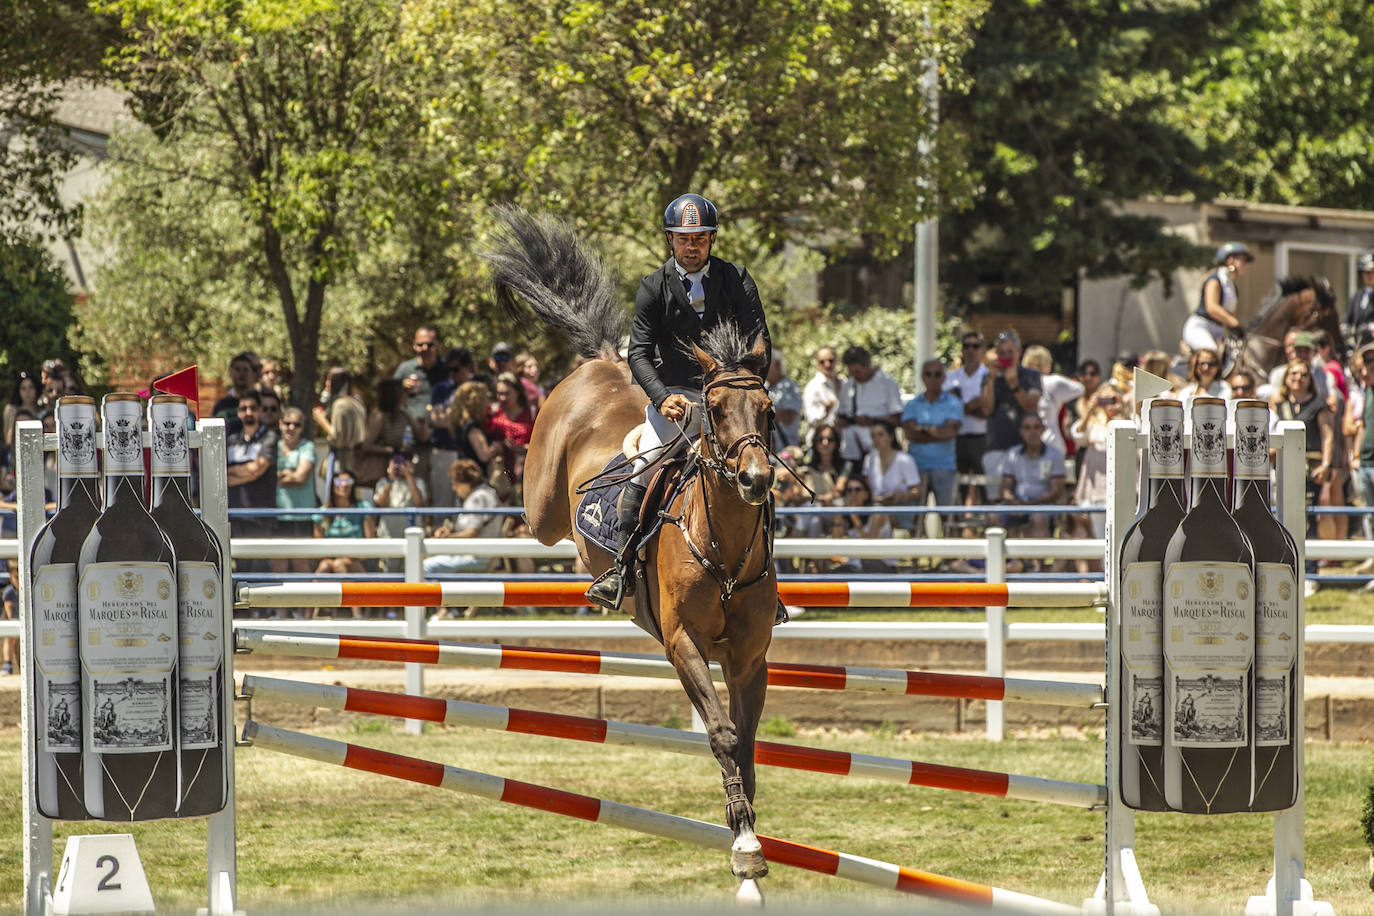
top-left (574, 457), bottom-right (632, 554)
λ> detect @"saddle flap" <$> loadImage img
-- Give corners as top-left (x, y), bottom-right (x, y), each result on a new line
top-left (639, 458), bottom-right (686, 530)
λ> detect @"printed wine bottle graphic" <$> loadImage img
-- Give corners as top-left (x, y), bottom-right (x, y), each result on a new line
top-left (1231, 400), bottom-right (1299, 811)
top-left (1162, 397), bottom-right (1255, 814)
top-left (78, 393), bottom-right (180, 821)
top-left (28, 396), bottom-right (101, 820)
top-left (1118, 399), bottom-right (1185, 810)
top-left (148, 395), bottom-right (229, 816)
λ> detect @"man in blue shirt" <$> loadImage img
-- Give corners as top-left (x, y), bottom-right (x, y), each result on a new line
top-left (901, 359), bottom-right (963, 509)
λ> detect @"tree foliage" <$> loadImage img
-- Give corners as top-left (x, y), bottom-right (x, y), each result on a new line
top-left (940, 0), bottom-right (1229, 311)
top-left (0, 240), bottom-right (84, 384)
top-left (435, 0), bottom-right (980, 259)
top-left (87, 0), bottom-right (468, 407)
top-left (1180, 0), bottom-right (1374, 208)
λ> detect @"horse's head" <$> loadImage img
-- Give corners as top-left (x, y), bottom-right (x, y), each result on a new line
top-left (692, 330), bottom-right (775, 505)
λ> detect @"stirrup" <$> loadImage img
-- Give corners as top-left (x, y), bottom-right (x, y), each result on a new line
top-left (774, 598), bottom-right (789, 626)
top-left (586, 562), bottom-right (635, 611)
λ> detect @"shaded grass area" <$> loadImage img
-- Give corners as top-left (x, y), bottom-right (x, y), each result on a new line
top-left (1, 726), bottom-right (1369, 914)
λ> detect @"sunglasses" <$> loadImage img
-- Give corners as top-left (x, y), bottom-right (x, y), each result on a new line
top-left (923, 371), bottom-right (945, 377)
top-left (332, 477), bottom-right (354, 487)
top-left (493, 353), bottom-right (512, 361)
top-left (844, 485), bottom-right (867, 494)
top-left (962, 341), bottom-right (984, 349)
top-left (815, 436), bottom-right (836, 443)
top-left (280, 420), bottom-right (302, 428)
top-left (817, 358), bottom-right (835, 365)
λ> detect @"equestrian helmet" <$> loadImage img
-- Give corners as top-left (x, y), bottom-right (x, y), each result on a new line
top-left (1215, 241), bottom-right (1255, 265)
top-left (1357, 251), bottom-right (1374, 273)
top-left (663, 194), bottom-right (718, 234)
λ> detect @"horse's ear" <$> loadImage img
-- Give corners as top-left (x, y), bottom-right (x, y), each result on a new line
top-left (693, 343), bottom-right (718, 375)
top-left (741, 334), bottom-right (769, 375)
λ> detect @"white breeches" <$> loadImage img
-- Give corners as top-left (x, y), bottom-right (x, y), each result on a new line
top-left (1182, 314), bottom-right (1224, 355)
top-left (631, 387), bottom-right (702, 483)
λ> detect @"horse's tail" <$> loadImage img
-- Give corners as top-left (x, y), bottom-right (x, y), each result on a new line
top-left (486, 205), bottom-right (626, 360)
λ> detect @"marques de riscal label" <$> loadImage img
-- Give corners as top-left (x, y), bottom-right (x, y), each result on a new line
top-left (1255, 562), bottom-right (1296, 746)
top-left (1121, 562), bottom-right (1163, 746)
top-left (148, 403), bottom-right (190, 475)
top-left (78, 562), bottom-right (177, 753)
top-left (177, 561), bottom-right (222, 749)
top-left (33, 563), bottom-right (81, 753)
top-left (1164, 561), bottom-right (1253, 748)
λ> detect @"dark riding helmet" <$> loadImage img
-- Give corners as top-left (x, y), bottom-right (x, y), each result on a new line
top-left (1215, 241), bottom-right (1255, 266)
top-left (1358, 251), bottom-right (1374, 273)
top-left (663, 194), bottom-right (718, 234)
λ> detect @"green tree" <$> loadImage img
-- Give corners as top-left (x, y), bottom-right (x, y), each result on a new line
top-left (87, 0), bottom-right (467, 407)
top-left (1180, 0), bottom-right (1374, 208)
top-left (940, 0), bottom-right (1226, 312)
top-left (0, 240), bottom-right (84, 385)
top-left (434, 0), bottom-right (981, 259)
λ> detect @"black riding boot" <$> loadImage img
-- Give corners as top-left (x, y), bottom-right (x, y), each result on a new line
top-left (586, 482), bottom-right (648, 611)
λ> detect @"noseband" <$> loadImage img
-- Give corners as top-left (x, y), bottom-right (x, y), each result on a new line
top-left (697, 375), bottom-right (772, 482)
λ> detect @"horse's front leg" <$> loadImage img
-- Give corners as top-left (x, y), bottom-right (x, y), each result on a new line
top-left (663, 625), bottom-right (759, 878)
top-left (723, 653), bottom-right (769, 880)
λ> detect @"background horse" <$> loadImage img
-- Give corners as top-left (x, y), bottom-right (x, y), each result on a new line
top-left (1230, 275), bottom-right (1339, 376)
top-left (487, 207), bottom-right (779, 885)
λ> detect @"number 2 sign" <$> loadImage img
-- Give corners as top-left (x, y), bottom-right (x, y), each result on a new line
top-left (51, 834), bottom-right (155, 914)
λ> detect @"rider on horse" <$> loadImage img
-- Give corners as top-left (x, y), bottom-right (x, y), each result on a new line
top-left (1183, 241), bottom-right (1253, 358)
top-left (585, 193), bottom-right (772, 611)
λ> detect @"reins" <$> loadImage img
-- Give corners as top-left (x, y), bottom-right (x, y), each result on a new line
top-left (669, 375), bottom-right (774, 606)
top-left (574, 368), bottom-right (817, 608)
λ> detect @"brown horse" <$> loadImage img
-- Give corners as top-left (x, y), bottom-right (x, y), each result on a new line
top-left (487, 207), bottom-right (778, 884)
top-left (1229, 275), bottom-right (1339, 376)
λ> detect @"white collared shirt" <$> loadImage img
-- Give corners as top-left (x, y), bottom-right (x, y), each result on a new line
top-left (674, 259), bottom-right (709, 317)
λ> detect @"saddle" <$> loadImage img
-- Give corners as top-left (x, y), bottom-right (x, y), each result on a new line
top-left (573, 452), bottom-right (694, 558)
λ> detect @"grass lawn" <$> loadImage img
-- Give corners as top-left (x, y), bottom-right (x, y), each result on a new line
top-left (2, 723), bottom-right (1370, 914)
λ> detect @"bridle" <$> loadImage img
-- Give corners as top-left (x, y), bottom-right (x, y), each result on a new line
top-left (696, 373), bottom-right (773, 482)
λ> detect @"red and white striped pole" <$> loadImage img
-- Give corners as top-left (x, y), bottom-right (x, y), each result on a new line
top-left (242, 676), bottom-right (1106, 809)
top-left (234, 580), bottom-right (1107, 610)
top-left (236, 628), bottom-right (1104, 708)
top-left (243, 720), bottom-right (1079, 914)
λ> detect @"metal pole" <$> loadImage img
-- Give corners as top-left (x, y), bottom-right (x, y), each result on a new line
top-left (984, 527), bottom-right (1006, 741)
top-left (17, 421), bottom-right (52, 916)
top-left (1093, 420), bottom-right (1154, 915)
top-left (197, 421), bottom-right (239, 916)
top-left (913, 42), bottom-right (939, 374)
top-left (404, 526), bottom-right (426, 736)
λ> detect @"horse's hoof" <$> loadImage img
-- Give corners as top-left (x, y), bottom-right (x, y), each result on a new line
top-left (735, 879), bottom-right (765, 907)
top-left (731, 837), bottom-right (768, 880)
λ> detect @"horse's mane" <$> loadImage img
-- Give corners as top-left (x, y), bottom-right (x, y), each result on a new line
top-left (486, 205), bottom-right (625, 359)
top-left (694, 323), bottom-right (768, 375)
top-left (1249, 274), bottom-right (1336, 327)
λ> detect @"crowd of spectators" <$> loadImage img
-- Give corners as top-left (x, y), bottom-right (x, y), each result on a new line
top-left (10, 264), bottom-right (1374, 631)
